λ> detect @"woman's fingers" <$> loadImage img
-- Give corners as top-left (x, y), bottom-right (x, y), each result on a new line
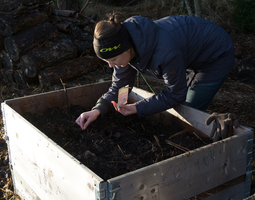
top-left (75, 110), bottom-right (100, 130)
top-left (111, 101), bottom-right (119, 111)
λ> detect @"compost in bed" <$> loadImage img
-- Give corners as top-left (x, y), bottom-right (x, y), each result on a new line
top-left (23, 105), bottom-right (212, 180)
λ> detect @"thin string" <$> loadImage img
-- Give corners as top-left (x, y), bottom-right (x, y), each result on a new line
top-left (128, 63), bottom-right (155, 94)
top-left (137, 71), bottom-right (155, 94)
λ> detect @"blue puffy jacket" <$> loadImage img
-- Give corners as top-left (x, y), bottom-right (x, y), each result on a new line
top-left (93, 15), bottom-right (235, 117)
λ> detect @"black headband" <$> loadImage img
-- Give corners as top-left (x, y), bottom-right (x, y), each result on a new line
top-left (93, 25), bottom-right (132, 59)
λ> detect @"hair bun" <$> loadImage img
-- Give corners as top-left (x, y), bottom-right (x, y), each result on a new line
top-left (109, 15), bottom-right (114, 22)
top-left (105, 12), bottom-right (124, 24)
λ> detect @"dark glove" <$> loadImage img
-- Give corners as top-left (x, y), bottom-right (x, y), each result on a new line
top-left (205, 112), bottom-right (239, 142)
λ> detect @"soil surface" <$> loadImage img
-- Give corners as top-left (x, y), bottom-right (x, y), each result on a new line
top-left (23, 105), bottom-right (211, 180)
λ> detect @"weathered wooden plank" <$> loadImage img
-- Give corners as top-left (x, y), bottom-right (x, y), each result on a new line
top-left (2, 103), bottom-right (103, 200)
top-left (129, 87), bottom-right (247, 137)
top-left (4, 81), bottom-right (112, 115)
top-left (201, 181), bottom-right (246, 200)
top-left (108, 130), bottom-right (252, 199)
top-left (187, 175), bottom-right (246, 199)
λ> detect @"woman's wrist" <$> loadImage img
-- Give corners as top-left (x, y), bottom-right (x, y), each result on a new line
top-left (93, 109), bottom-right (101, 117)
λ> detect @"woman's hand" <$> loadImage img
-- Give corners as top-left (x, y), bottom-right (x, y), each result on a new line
top-left (111, 101), bottom-right (137, 116)
top-left (75, 109), bottom-right (100, 130)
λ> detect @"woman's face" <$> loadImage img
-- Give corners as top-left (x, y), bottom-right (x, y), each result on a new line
top-left (103, 48), bottom-right (134, 68)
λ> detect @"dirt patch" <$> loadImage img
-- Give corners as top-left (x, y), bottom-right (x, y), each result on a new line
top-left (22, 104), bottom-right (211, 180)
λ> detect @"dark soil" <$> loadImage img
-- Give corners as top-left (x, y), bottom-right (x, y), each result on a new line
top-left (23, 105), bottom-right (212, 180)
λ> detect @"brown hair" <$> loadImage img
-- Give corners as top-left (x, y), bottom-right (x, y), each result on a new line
top-left (94, 12), bottom-right (125, 39)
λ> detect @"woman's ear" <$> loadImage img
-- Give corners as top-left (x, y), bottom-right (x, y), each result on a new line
top-left (130, 46), bottom-right (136, 59)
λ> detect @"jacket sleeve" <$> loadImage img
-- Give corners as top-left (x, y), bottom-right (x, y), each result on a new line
top-left (135, 50), bottom-right (188, 117)
top-left (92, 64), bottom-right (137, 117)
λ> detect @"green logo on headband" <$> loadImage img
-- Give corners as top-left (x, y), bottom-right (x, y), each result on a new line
top-left (100, 44), bottom-right (121, 52)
